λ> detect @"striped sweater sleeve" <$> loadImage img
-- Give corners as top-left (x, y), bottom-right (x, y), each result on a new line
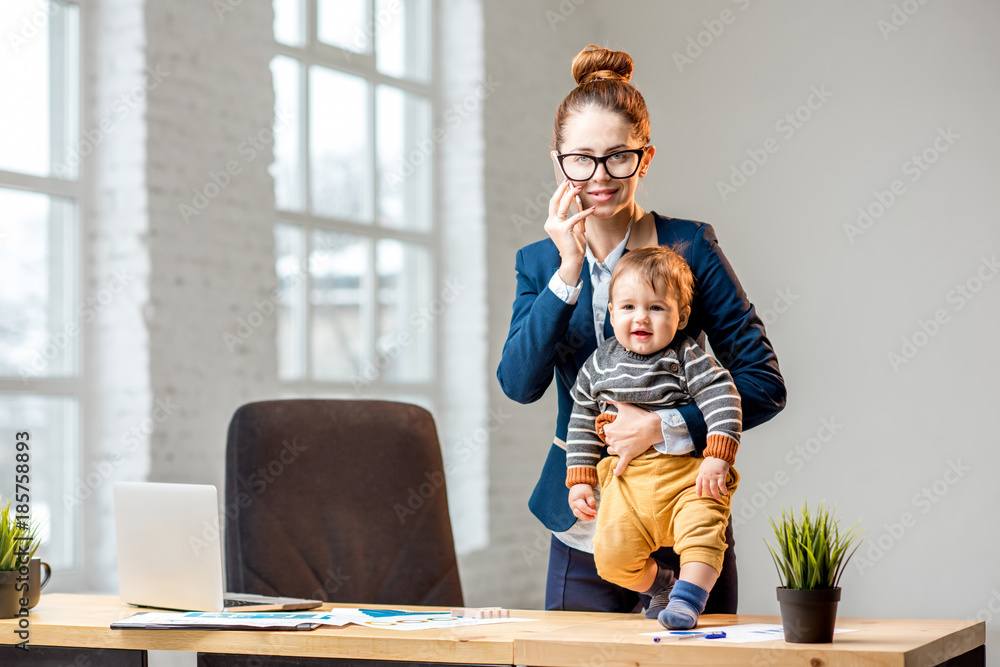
top-left (566, 360), bottom-right (604, 488)
top-left (680, 339), bottom-right (743, 464)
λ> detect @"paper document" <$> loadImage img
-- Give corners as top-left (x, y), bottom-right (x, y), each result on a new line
top-left (112, 611), bottom-right (351, 631)
top-left (112, 608), bottom-right (537, 632)
top-left (641, 623), bottom-right (858, 643)
top-left (330, 608), bottom-right (536, 631)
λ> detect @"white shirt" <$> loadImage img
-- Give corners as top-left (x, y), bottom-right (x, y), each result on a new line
top-left (546, 223), bottom-right (694, 553)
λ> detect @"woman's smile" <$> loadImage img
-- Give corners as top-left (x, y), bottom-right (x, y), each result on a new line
top-left (589, 188), bottom-right (617, 203)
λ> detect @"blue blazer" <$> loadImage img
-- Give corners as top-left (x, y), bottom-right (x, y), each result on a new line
top-left (497, 212), bottom-right (786, 532)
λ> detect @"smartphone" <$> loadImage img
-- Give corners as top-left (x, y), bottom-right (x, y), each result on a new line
top-left (554, 155), bottom-right (586, 217)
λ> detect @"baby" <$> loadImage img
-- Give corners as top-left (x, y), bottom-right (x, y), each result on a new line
top-left (566, 245), bottom-right (741, 629)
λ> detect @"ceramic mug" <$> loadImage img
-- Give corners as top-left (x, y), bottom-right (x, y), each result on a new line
top-left (0, 558), bottom-right (52, 618)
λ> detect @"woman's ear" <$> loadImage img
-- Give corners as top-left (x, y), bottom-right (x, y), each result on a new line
top-left (678, 305), bottom-right (691, 330)
top-left (640, 145), bottom-right (656, 177)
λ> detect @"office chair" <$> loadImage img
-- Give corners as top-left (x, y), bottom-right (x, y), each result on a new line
top-left (222, 399), bottom-right (464, 607)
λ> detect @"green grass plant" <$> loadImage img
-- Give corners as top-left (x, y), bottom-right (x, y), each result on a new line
top-left (0, 497), bottom-right (42, 571)
top-left (766, 500), bottom-right (863, 590)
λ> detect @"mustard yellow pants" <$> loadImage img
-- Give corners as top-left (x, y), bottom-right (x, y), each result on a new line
top-left (591, 451), bottom-right (740, 591)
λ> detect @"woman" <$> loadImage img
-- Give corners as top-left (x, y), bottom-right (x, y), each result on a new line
top-left (496, 44), bottom-right (786, 613)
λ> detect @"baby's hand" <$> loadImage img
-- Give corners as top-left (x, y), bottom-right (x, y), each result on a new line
top-left (568, 484), bottom-right (597, 521)
top-left (696, 456), bottom-right (731, 501)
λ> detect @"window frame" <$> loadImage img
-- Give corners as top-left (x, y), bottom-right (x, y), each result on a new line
top-left (272, 0), bottom-right (440, 414)
top-left (0, 0), bottom-right (87, 587)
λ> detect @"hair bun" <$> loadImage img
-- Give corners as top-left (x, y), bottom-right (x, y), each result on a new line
top-left (572, 44), bottom-right (634, 86)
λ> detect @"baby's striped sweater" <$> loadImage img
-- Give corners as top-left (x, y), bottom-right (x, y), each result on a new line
top-left (566, 334), bottom-right (742, 488)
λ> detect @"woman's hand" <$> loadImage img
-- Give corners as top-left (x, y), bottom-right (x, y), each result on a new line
top-left (568, 483), bottom-right (597, 521)
top-left (602, 400), bottom-right (663, 476)
top-left (544, 167), bottom-right (596, 279)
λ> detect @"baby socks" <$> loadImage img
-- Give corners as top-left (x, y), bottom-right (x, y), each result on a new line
top-left (641, 564), bottom-right (676, 619)
top-left (658, 580), bottom-right (709, 630)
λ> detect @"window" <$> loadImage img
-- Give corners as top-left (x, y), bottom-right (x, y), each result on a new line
top-left (271, 0), bottom-right (436, 413)
top-left (0, 0), bottom-right (82, 572)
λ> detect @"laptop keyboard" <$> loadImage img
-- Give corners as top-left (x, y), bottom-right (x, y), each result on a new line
top-left (223, 598), bottom-right (267, 608)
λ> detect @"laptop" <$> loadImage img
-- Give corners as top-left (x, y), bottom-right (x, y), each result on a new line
top-left (113, 481), bottom-right (323, 612)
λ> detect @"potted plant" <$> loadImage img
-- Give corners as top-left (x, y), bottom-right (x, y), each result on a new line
top-left (0, 497), bottom-right (47, 618)
top-left (765, 501), bottom-right (863, 643)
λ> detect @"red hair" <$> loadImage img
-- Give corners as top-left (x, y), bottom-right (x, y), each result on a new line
top-left (553, 44), bottom-right (651, 151)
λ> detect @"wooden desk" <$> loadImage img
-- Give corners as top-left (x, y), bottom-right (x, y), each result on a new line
top-left (514, 613), bottom-right (986, 667)
top-left (0, 594), bottom-right (620, 665)
top-left (0, 594), bottom-right (985, 667)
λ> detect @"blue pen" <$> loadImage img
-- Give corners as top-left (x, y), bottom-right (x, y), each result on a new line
top-left (653, 631), bottom-right (726, 642)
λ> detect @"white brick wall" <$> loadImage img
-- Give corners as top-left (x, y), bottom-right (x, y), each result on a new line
top-left (437, 0), bottom-right (489, 558)
top-left (82, 1), bottom-right (279, 664)
top-left (80, 0), bottom-right (152, 593)
top-left (144, 0), bottom-right (279, 500)
top-left (77, 0), bottom-right (279, 599)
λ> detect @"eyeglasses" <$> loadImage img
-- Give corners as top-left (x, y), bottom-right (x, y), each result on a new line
top-left (556, 147), bottom-right (647, 182)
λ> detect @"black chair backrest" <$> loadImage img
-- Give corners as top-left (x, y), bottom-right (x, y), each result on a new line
top-left (224, 399), bottom-right (463, 606)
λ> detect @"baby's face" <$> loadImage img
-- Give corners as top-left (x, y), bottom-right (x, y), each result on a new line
top-left (609, 273), bottom-right (691, 355)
